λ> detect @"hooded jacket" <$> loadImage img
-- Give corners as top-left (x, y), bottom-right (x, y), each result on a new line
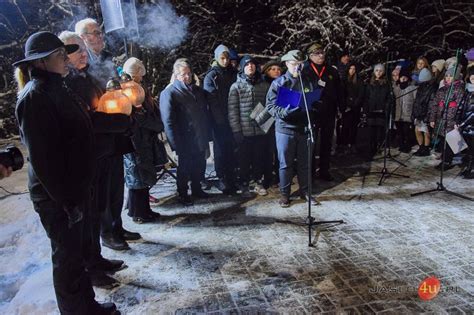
top-left (203, 65), bottom-right (237, 126)
top-left (393, 83), bottom-right (417, 122)
top-left (428, 80), bottom-right (465, 134)
top-left (228, 73), bottom-right (270, 137)
top-left (411, 81), bottom-right (437, 121)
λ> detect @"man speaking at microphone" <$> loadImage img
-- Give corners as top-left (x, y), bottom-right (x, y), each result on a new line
top-left (304, 43), bottom-right (344, 181)
top-left (266, 50), bottom-right (319, 208)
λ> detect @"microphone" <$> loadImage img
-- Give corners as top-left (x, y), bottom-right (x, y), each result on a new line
top-left (296, 63), bottom-right (304, 73)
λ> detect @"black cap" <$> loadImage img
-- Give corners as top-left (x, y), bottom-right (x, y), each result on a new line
top-left (12, 31), bottom-right (78, 67)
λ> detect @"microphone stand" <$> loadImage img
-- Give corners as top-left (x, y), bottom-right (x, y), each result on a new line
top-left (366, 52), bottom-right (410, 185)
top-left (297, 65), bottom-right (344, 247)
top-left (411, 49), bottom-right (473, 201)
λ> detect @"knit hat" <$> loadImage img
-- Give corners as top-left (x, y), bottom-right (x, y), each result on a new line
top-left (123, 57), bottom-right (146, 77)
top-left (465, 48), bottom-right (474, 61)
top-left (445, 57), bottom-right (457, 69)
top-left (399, 67), bottom-right (411, 80)
top-left (214, 44), bottom-right (230, 60)
top-left (373, 63), bottom-right (385, 73)
top-left (262, 59), bottom-right (281, 74)
top-left (228, 48), bottom-right (239, 61)
top-left (239, 55), bottom-right (257, 71)
top-left (431, 59), bottom-right (445, 72)
top-left (418, 68), bottom-right (432, 83)
top-left (307, 42), bottom-right (324, 55)
top-left (445, 65), bottom-right (461, 80)
top-left (281, 50), bottom-right (307, 62)
top-left (396, 60), bottom-right (411, 70)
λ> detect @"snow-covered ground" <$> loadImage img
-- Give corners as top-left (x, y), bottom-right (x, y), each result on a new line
top-left (1, 143), bottom-right (473, 314)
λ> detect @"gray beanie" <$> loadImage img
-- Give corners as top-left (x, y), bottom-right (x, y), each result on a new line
top-left (418, 68), bottom-right (432, 83)
top-left (445, 66), bottom-right (462, 80)
top-left (214, 44), bottom-right (230, 60)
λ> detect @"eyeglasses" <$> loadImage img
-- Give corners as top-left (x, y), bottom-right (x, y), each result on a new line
top-left (310, 51), bottom-right (325, 56)
top-left (85, 31), bottom-right (103, 37)
top-left (287, 61), bottom-right (302, 67)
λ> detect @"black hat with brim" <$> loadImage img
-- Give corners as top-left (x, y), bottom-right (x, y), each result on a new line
top-left (12, 31), bottom-right (78, 67)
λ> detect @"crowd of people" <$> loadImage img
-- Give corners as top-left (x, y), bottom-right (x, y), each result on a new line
top-left (9, 17), bottom-right (474, 314)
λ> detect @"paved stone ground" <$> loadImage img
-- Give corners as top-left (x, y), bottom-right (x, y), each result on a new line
top-left (94, 149), bottom-right (474, 314)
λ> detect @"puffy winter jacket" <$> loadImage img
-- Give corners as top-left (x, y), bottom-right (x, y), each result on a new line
top-left (228, 74), bottom-right (270, 137)
top-left (394, 84), bottom-right (417, 122)
top-left (428, 80), bottom-right (465, 135)
top-left (411, 81), bottom-right (437, 122)
top-left (459, 91), bottom-right (474, 137)
top-left (363, 80), bottom-right (391, 126)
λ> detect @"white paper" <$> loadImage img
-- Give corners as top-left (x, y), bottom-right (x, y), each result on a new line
top-left (250, 102), bottom-right (274, 134)
top-left (446, 129), bottom-right (468, 154)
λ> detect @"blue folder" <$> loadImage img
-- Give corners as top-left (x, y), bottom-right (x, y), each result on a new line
top-left (276, 86), bottom-right (322, 110)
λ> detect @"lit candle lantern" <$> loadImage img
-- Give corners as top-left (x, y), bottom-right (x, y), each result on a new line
top-left (120, 73), bottom-right (145, 107)
top-left (96, 78), bottom-right (133, 116)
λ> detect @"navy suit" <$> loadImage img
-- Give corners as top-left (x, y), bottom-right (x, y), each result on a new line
top-left (160, 80), bottom-right (210, 195)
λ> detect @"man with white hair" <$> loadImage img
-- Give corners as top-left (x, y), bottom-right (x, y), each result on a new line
top-left (75, 18), bottom-right (108, 64)
top-left (160, 58), bottom-right (211, 206)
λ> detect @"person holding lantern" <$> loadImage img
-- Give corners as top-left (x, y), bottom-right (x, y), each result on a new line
top-left (122, 57), bottom-right (164, 223)
top-left (160, 58), bottom-right (211, 206)
top-left (14, 31), bottom-right (119, 315)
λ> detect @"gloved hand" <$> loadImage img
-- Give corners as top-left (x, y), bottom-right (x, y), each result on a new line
top-left (233, 131), bottom-right (244, 144)
top-left (63, 204), bottom-right (83, 229)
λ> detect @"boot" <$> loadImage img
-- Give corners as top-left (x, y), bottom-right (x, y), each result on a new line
top-left (413, 145), bottom-right (425, 156)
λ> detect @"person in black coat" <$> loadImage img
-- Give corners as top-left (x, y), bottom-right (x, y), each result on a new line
top-left (122, 57), bottom-right (163, 223)
top-left (363, 63), bottom-right (391, 158)
top-left (340, 63), bottom-right (364, 154)
top-left (203, 44), bottom-right (238, 194)
top-left (160, 58), bottom-right (211, 206)
top-left (60, 31), bottom-right (131, 289)
top-left (303, 43), bottom-right (344, 181)
top-left (459, 69), bottom-right (474, 179)
top-left (14, 31), bottom-right (119, 315)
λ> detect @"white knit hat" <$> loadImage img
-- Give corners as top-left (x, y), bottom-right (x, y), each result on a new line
top-left (373, 63), bottom-right (385, 73)
top-left (123, 57), bottom-right (146, 77)
top-left (431, 59), bottom-right (445, 72)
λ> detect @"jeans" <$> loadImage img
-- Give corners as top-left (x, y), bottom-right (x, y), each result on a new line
top-left (276, 131), bottom-right (311, 197)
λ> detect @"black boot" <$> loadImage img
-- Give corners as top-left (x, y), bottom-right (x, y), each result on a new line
top-left (413, 145), bottom-right (425, 156)
top-left (88, 301), bottom-right (120, 315)
top-left (102, 234), bottom-right (130, 251)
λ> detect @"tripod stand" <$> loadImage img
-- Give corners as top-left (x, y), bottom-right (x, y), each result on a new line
top-left (411, 49), bottom-right (473, 202)
top-left (298, 68), bottom-right (344, 247)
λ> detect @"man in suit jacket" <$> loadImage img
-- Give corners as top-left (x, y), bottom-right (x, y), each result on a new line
top-left (160, 58), bottom-right (211, 206)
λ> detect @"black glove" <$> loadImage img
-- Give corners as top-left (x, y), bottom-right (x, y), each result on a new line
top-left (63, 204), bottom-right (83, 229)
top-left (233, 131), bottom-right (244, 144)
top-left (285, 105), bottom-right (300, 116)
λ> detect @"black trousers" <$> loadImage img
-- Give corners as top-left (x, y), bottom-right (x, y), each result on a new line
top-left (340, 109), bottom-right (360, 146)
top-left (33, 200), bottom-right (96, 315)
top-left (238, 134), bottom-right (273, 188)
top-left (395, 121), bottom-right (413, 150)
top-left (212, 124), bottom-right (236, 185)
top-left (314, 113), bottom-right (336, 174)
top-left (100, 155), bottom-right (125, 237)
top-left (128, 187), bottom-right (152, 218)
top-left (177, 144), bottom-right (206, 195)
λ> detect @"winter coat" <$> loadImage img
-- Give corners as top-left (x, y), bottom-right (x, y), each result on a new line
top-left (124, 90), bottom-right (164, 189)
top-left (160, 80), bottom-right (211, 154)
top-left (228, 73), bottom-right (270, 137)
top-left (203, 65), bottom-right (237, 126)
top-left (393, 84), bottom-right (417, 122)
top-left (15, 68), bottom-right (96, 207)
top-left (65, 68), bottom-right (131, 161)
top-left (459, 90), bottom-right (474, 138)
top-left (428, 80), bottom-right (465, 135)
top-left (344, 78), bottom-right (364, 111)
top-left (303, 61), bottom-right (344, 116)
top-left (266, 71), bottom-right (317, 135)
top-left (411, 81), bottom-right (437, 122)
top-left (363, 81), bottom-right (391, 126)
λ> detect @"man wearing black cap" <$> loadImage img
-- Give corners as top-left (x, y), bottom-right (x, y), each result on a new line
top-left (14, 31), bottom-right (119, 314)
top-left (304, 43), bottom-right (344, 181)
top-left (266, 50), bottom-right (319, 207)
top-left (228, 55), bottom-right (272, 196)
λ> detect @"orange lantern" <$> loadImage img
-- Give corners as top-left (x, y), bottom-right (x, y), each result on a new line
top-left (96, 79), bottom-right (133, 116)
top-left (120, 73), bottom-right (145, 107)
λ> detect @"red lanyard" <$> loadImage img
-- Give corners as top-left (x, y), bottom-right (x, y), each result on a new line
top-left (310, 63), bottom-right (326, 78)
